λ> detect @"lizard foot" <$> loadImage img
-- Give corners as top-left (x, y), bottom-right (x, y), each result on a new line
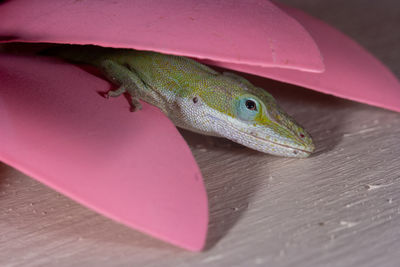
top-left (129, 97), bottom-right (142, 112)
top-left (107, 86), bottom-right (126, 98)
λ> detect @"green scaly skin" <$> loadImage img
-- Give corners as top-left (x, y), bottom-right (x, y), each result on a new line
top-left (46, 45), bottom-right (315, 158)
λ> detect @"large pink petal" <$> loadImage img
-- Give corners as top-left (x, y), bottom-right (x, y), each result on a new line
top-left (205, 3), bottom-right (400, 112)
top-left (0, 0), bottom-right (324, 72)
top-left (0, 54), bottom-right (208, 251)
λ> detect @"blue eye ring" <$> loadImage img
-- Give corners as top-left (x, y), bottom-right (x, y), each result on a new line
top-left (237, 97), bottom-right (260, 121)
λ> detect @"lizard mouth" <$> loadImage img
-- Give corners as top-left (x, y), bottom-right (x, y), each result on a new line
top-left (232, 125), bottom-right (313, 155)
top-left (206, 114), bottom-right (313, 156)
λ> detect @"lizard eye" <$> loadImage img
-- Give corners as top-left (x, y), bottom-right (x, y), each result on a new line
top-left (245, 100), bottom-right (257, 111)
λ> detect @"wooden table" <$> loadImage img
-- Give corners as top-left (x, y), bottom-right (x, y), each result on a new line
top-left (1, 1), bottom-right (399, 266)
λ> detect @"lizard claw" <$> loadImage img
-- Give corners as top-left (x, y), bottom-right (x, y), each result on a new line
top-left (97, 91), bottom-right (110, 99)
top-left (130, 103), bottom-right (142, 112)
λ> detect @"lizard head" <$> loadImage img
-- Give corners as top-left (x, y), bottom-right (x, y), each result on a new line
top-left (193, 73), bottom-right (315, 157)
top-left (230, 90), bottom-right (314, 157)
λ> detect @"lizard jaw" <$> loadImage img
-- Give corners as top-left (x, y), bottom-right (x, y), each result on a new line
top-left (206, 114), bottom-right (314, 158)
top-left (229, 125), bottom-right (314, 158)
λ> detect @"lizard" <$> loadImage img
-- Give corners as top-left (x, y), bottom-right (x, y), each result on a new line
top-left (43, 44), bottom-right (315, 158)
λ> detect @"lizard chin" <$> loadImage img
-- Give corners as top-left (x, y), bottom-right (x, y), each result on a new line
top-left (226, 125), bottom-right (314, 158)
top-left (205, 114), bottom-right (314, 158)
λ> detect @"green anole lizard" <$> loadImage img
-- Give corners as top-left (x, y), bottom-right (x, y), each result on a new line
top-left (44, 45), bottom-right (314, 158)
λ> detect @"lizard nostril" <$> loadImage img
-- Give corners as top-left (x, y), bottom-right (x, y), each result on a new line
top-left (193, 97), bottom-right (198, 103)
top-left (300, 133), bottom-right (305, 138)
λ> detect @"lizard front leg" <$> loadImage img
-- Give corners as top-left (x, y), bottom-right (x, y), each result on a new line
top-left (99, 59), bottom-right (147, 112)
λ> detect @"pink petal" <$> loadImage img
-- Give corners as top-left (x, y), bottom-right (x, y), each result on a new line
top-left (0, 0), bottom-right (324, 72)
top-left (206, 3), bottom-right (400, 112)
top-left (0, 54), bottom-right (208, 251)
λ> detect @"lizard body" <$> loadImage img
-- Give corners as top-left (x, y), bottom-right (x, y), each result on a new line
top-left (46, 45), bottom-right (314, 157)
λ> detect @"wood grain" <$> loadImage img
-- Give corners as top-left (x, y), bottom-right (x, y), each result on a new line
top-left (1, 1), bottom-right (400, 266)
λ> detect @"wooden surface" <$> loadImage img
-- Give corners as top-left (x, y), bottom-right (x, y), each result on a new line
top-left (1, 1), bottom-right (400, 266)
